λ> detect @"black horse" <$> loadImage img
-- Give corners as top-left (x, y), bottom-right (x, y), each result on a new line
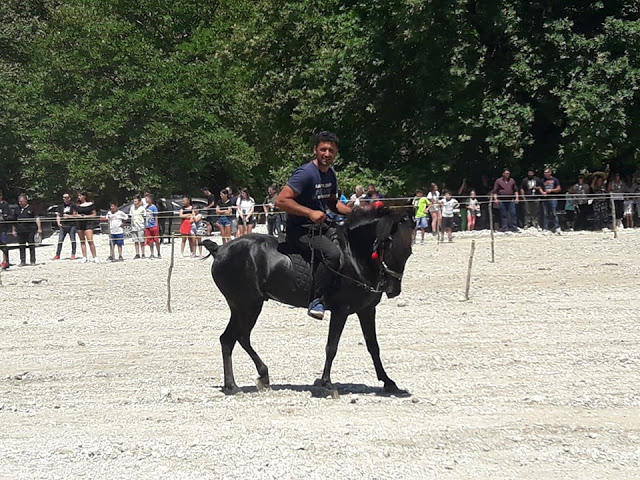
top-left (202, 207), bottom-right (413, 396)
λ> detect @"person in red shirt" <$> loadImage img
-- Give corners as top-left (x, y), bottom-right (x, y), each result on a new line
top-left (492, 169), bottom-right (520, 232)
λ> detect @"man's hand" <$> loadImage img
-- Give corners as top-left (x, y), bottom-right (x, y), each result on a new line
top-left (309, 210), bottom-right (326, 224)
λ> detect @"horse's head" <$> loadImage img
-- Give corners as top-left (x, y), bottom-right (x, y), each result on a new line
top-left (372, 210), bottom-right (413, 298)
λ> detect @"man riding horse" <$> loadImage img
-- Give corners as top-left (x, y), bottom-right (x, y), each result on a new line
top-left (276, 131), bottom-right (353, 320)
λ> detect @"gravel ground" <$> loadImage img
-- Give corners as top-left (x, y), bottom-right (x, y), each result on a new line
top-left (1, 226), bottom-right (640, 479)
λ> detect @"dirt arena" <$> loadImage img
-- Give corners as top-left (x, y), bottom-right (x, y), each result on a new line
top-left (1, 227), bottom-right (639, 479)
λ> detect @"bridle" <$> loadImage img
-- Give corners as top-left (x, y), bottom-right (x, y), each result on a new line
top-left (371, 235), bottom-right (404, 282)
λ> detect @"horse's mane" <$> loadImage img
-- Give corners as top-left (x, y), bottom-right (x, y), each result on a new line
top-left (344, 207), bottom-right (405, 231)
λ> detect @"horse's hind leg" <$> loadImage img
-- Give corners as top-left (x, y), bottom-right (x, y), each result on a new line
top-left (220, 320), bottom-right (242, 395)
top-left (221, 302), bottom-right (268, 394)
top-left (237, 333), bottom-right (270, 391)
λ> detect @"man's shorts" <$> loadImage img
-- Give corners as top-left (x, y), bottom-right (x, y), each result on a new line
top-left (110, 233), bottom-right (124, 246)
top-left (131, 229), bottom-right (144, 243)
top-left (414, 216), bottom-right (428, 229)
top-left (442, 216), bottom-right (454, 229)
top-left (217, 216), bottom-right (231, 226)
top-left (144, 225), bottom-right (160, 245)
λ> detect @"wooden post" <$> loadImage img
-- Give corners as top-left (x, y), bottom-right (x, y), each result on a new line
top-left (489, 202), bottom-right (495, 263)
top-left (465, 240), bottom-right (476, 301)
top-left (610, 194), bottom-right (618, 238)
top-left (167, 235), bottom-right (175, 313)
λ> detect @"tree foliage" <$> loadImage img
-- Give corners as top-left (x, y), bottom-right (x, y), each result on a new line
top-left (1, 0), bottom-right (639, 203)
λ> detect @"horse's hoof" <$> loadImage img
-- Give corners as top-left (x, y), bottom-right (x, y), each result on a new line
top-left (256, 378), bottom-right (271, 392)
top-left (383, 382), bottom-right (410, 397)
top-left (313, 378), bottom-right (339, 399)
top-left (223, 385), bottom-right (242, 395)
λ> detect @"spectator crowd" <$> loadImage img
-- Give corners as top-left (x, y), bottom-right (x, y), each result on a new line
top-left (1, 167), bottom-right (639, 269)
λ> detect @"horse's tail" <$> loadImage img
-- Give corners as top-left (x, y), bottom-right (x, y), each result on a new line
top-left (201, 239), bottom-right (219, 260)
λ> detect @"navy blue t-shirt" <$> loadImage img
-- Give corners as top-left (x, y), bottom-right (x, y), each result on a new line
top-left (286, 161), bottom-right (337, 227)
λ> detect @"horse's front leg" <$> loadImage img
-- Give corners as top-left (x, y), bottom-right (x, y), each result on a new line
top-left (357, 305), bottom-right (407, 395)
top-left (315, 310), bottom-right (348, 393)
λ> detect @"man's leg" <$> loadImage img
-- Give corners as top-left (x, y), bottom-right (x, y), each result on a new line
top-left (550, 199), bottom-right (559, 230)
top-left (542, 201), bottom-right (549, 230)
top-left (308, 235), bottom-right (341, 318)
top-left (69, 226), bottom-right (77, 255)
top-left (508, 202), bottom-right (517, 230)
top-left (55, 228), bottom-right (65, 256)
top-left (17, 232), bottom-right (28, 264)
top-left (499, 202), bottom-right (508, 230)
top-left (27, 232), bottom-right (36, 264)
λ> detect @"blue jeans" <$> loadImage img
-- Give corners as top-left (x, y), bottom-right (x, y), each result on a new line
top-left (56, 226), bottom-right (77, 256)
top-left (499, 201), bottom-right (517, 230)
top-left (542, 200), bottom-right (559, 230)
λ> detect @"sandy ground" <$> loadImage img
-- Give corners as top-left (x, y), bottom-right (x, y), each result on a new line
top-left (1, 226), bottom-right (640, 479)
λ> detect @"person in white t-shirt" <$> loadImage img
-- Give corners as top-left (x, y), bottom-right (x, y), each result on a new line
top-left (348, 185), bottom-right (366, 208)
top-left (129, 195), bottom-right (146, 259)
top-left (427, 183), bottom-right (441, 237)
top-left (236, 187), bottom-right (256, 236)
top-left (106, 201), bottom-right (128, 261)
top-left (440, 190), bottom-right (460, 242)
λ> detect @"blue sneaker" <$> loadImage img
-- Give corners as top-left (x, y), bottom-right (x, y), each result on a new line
top-left (308, 299), bottom-right (325, 319)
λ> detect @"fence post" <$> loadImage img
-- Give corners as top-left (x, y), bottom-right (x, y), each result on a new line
top-left (465, 240), bottom-right (476, 300)
top-left (489, 202), bottom-right (495, 263)
top-left (167, 235), bottom-right (175, 313)
top-left (610, 194), bottom-right (618, 239)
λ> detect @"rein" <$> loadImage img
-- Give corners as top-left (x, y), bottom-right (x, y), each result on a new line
top-left (306, 221), bottom-right (403, 294)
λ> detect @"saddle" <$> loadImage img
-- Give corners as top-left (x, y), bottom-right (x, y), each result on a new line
top-left (276, 225), bottom-right (345, 292)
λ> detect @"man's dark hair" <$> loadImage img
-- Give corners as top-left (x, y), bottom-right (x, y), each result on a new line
top-left (202, 186), bottom-right (211, 192)
top-left (313, 131), bottom-right (339, 147)
top-left (110, 200), bottom-right (118, 206)
top-left (146, 193), bottom-right (155, 204)
top-left (133, 194), bottom-right (142, 201)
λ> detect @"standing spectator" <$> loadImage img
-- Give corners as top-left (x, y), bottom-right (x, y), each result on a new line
top-left (440, 190), bottom-right (459, 242)
top-left (190, 204), bottom-right (205, 257)
top-left (179, 195), bottom-right (195, 256)
top-left (493, 169), bottom-right (519, 232)
top-left (519, 169), bottom-right (542, 229)
top-left (475, 174), bottom-right (492, 230)
top-left (12, 194), bottom-right (42, 266)
top-left (53, 193), bottom-right (77, 260)
top-left (0, 191), bottom-right (11, 269)
top-left (608, 172), bottom-right (625, 229)
top-left (365, 183), bottom-right (384, 201)
top-left (540, 168), bottom-right (562, 233)
top-left (564, 188), bottom-right (576, 231)
top-left (457, 178), bottom-right (471, 231)
top-left (75, 191), bottom-right (99, 263)
top-left (144, 193), bottom-right (161, 259)
top-left (263, 185), bottom-right (282, 237)
top-left (412, 188), bottom-right (429, 244)
top-left (226, 186), bottom-right (239, 237)
top-left (129, 195), bottom-right (146, 259)
top-left (215, 189), bottom-right (233, 243)
top-left (466, 190), bottom-right (480, 231)
top-left (427, 183), bottom-right (441, 237)
top-left (591, 175), bottom-right (609, 230)
top-left (106, 201), bottom-right (128, 262)
top-left (202, 186), bottom-right (217, 235)
top-left (572, 174), bottom-right (592, 230)
top-left (236, 187), bottom-right (255, 236)
top-left (623, 177), bottom-right (635, 229)
top-left (348, 185), bottom-right (366, 208)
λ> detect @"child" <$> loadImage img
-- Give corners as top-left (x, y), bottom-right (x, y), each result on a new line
top-left (106, 201), bottom-right (128, 261)
top-left (129, 195), bottom-right (146, 259)
top-left (412, 188), bottom-right (430, 244)
top-left (144, 193), bottom-right (161, 259)
top-left (624, 189), bottom-right (635, 229)
top-left (440, 190), bottom-right (460, 242)
top-left (466, 190), bottom-right (480, 231)
top-left (564, 187), bottom-right (576, 231)
top-left (190, 205), bottom-right (204, 257)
